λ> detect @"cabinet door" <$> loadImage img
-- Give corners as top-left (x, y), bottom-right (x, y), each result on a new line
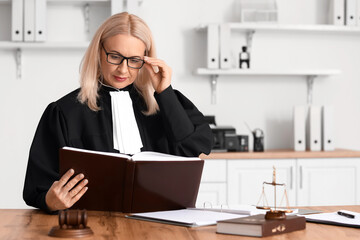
top-left (197, 160), bottom-right (227, 207)
top-left (200, 160), bottom-right (226, 182)
top-left (196, 183), bottom-right (227, 208)
top-left (228, 159), bottom-right (296, 207)
top-left (297, 158), bottom-right (360, 206)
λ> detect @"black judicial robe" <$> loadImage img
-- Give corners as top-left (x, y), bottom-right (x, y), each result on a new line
top-left (23, 84), bottom-right (213, 212)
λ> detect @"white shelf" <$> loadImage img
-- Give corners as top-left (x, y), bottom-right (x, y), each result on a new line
top-left (0, 41), bottom-right (90, 49)
top-left (196, 68), bottom-right (341, 76)
top-left (197, 23), bottom-right (360, 34)
top-left (195, 68), bottom-right (341, 105)
top-left (0, 0), bottom-right (109, 3)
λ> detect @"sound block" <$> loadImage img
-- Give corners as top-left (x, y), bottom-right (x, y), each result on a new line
top-left (48, 226), bottom-right (94, 238)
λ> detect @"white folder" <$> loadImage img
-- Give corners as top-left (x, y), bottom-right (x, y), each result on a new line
top-left (346, 0), bottom-right (357, 26)
top-left (24, 0), bottom-right (36, 42)
top-left (219, 24), bottom-right (231, 69)
top-left (293, 106), bottom-right (306, 151)
top-left (329, 0), bottom-right (345, 25)
top-left (207, 24), bottom-right (219, 69)
top-left (11, 0), bottom-right (24, 41)
top-left (356, 0), bottom-right (360, 26)
top-left (35, 0), bottom-right (46, 42)
top-left (306, 105), bottom-right (322, 151)
top-left (322, 106), bottom-right (335, 151)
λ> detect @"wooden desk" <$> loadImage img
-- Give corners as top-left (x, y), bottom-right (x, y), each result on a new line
top-left (1, 206), bottom-right (359, 240)
top-left (200, 149), bottom-right (360, 159)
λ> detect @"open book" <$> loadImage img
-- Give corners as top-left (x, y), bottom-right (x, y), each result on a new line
top-left (59, 147), bottom-right (204, 213)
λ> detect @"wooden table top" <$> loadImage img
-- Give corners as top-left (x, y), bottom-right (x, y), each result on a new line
top-left (1, 205), bottom-right (359, 239)
top-left (200, 149), bottom-right (360, 159)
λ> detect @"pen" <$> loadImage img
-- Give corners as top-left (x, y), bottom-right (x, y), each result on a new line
top-left (337, 211), bottom-right (355, 219)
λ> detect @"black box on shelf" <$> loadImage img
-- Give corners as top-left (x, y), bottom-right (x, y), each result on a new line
top-left (211, 126), bottom-right (236, 150)
top-left (237, 135), bottom-right (249, 152)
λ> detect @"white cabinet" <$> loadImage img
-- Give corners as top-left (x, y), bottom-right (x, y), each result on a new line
top-left (196, 183), bottom-right (227, 208)
top-left (297, 158), bottom-right (360, 206)
top-left (196, 160), bottom-right (227, 207)
top-left (197, 156), bottom-right (360, 207)
top-left (227, 159), bottom-right (296, 207)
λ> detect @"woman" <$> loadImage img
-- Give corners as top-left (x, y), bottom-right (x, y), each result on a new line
top-left (23, 12), bottom-right (213, 213)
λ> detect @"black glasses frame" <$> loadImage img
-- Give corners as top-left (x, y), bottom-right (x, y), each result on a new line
top-left (101, 43), bottom-right (145, 69)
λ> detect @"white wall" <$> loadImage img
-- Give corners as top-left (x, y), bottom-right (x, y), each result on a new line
top-left (0, 0), bottom-right (359, 208)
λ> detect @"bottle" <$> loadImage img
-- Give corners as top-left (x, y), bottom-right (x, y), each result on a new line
top-left (239, 46), bottom-right (250, 69)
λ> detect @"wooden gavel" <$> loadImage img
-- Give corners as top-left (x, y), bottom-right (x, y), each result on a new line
top-left (58, 209), bottom-right (88, 229)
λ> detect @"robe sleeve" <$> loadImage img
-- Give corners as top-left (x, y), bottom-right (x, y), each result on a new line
top-left (23, 102), bottom-right (68, 213)
top-left (154, 85), bottom-right (213, 157)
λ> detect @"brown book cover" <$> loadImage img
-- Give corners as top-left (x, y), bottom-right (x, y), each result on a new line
top-left (59, 147), bottom-right (204, 213)
top-left (217, 214), bottom-right (306, 237)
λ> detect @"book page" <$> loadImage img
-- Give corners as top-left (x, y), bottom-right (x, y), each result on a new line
top-left (62, 147), bottom-right (200, 161)
top-left (131, 151), bottom-right (201, 161)
top-left (62, 146), bottom-right (132, 159)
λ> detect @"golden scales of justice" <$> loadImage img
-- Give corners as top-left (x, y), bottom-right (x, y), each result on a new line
top-left (256, 166), bottom-right (293, 220)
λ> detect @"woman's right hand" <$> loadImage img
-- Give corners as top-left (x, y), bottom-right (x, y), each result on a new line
top-left (45, 169), bottom-right (89, 212)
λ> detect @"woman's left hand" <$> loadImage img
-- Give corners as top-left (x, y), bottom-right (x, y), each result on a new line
top-left (143, 56), bottom-right (172, 93)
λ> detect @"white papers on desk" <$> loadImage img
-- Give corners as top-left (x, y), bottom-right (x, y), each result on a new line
top-left (190, 205), bottom-right (298, 216)
top-left (127, 209), bottom-right (244, 227)
top-left (301, 210), bottom-right (360, 228)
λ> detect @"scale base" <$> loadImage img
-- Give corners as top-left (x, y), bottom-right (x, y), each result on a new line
top-left (265, 210), bottom-right (287, 220)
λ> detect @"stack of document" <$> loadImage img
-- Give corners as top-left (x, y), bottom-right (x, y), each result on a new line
top-left (301, 210), bottom-right (360, 228)
top-left (127, 205), bottom-right (299, 227)
top-left (127, 209), bottom-right (245, 227)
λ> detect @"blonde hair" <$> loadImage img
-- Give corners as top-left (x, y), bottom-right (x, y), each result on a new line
top-left (78, 12), bottom-right (159, 115)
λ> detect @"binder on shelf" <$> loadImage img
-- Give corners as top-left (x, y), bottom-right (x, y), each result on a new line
top-left (11, 0), bottom-right (24, 41)
top-left (293, 106), bottom-right (306, 151)
top-left (207, 24), bottom-right (220, 69)
top-left (346, 0), bottom-right (357, 26)
top-left (356, 0), bottom-right (360, 26)
top-left (24, 0), bottom-right (36, 41)
top-left (220, 23), bottom-right (231, 69)
top-left (59, 147), bottom-right (204, 213)
top-left (306, 105), bottom-right (322, 151)
top-left (322, 106), bottom-right (335, 151)
top-left (329, 0), bottom-right (345, 25)
top-left (35, 0), bottom-right (46, 42)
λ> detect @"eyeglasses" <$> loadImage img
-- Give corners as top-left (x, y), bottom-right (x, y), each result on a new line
top-left (101, 43), bottom-right (145, 69)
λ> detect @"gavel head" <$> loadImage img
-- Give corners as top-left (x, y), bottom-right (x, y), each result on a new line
top-left (59, 209), bottom-right (88, 229)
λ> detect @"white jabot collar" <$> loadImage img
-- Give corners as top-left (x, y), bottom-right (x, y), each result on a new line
top-left (99, 81), bottom-right (143, 154)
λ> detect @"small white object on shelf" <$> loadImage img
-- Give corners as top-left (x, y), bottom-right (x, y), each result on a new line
top-left (239, 0), bottom-right (278, 23)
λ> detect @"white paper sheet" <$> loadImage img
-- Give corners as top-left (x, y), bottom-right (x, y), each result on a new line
top-left (127, 209), bottom-right (245, 227)
top-left (301, 210), bottom-right (360, 228)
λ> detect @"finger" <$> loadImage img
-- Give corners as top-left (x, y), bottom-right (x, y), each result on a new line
top-left (63, 173), bottom-right (84, 192)
top-left (144, 58), bottom-right (166, 68)
top-left (145, 60), bottom-right (170, 73)
top-left (144, 63), bottom-right (159, 76)
top-left (58, 169), bottom-right (75, 187)
top-left (68, 179), bottom-right (88, 198)
top-left (69, 186), bottom-right (89, 206)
